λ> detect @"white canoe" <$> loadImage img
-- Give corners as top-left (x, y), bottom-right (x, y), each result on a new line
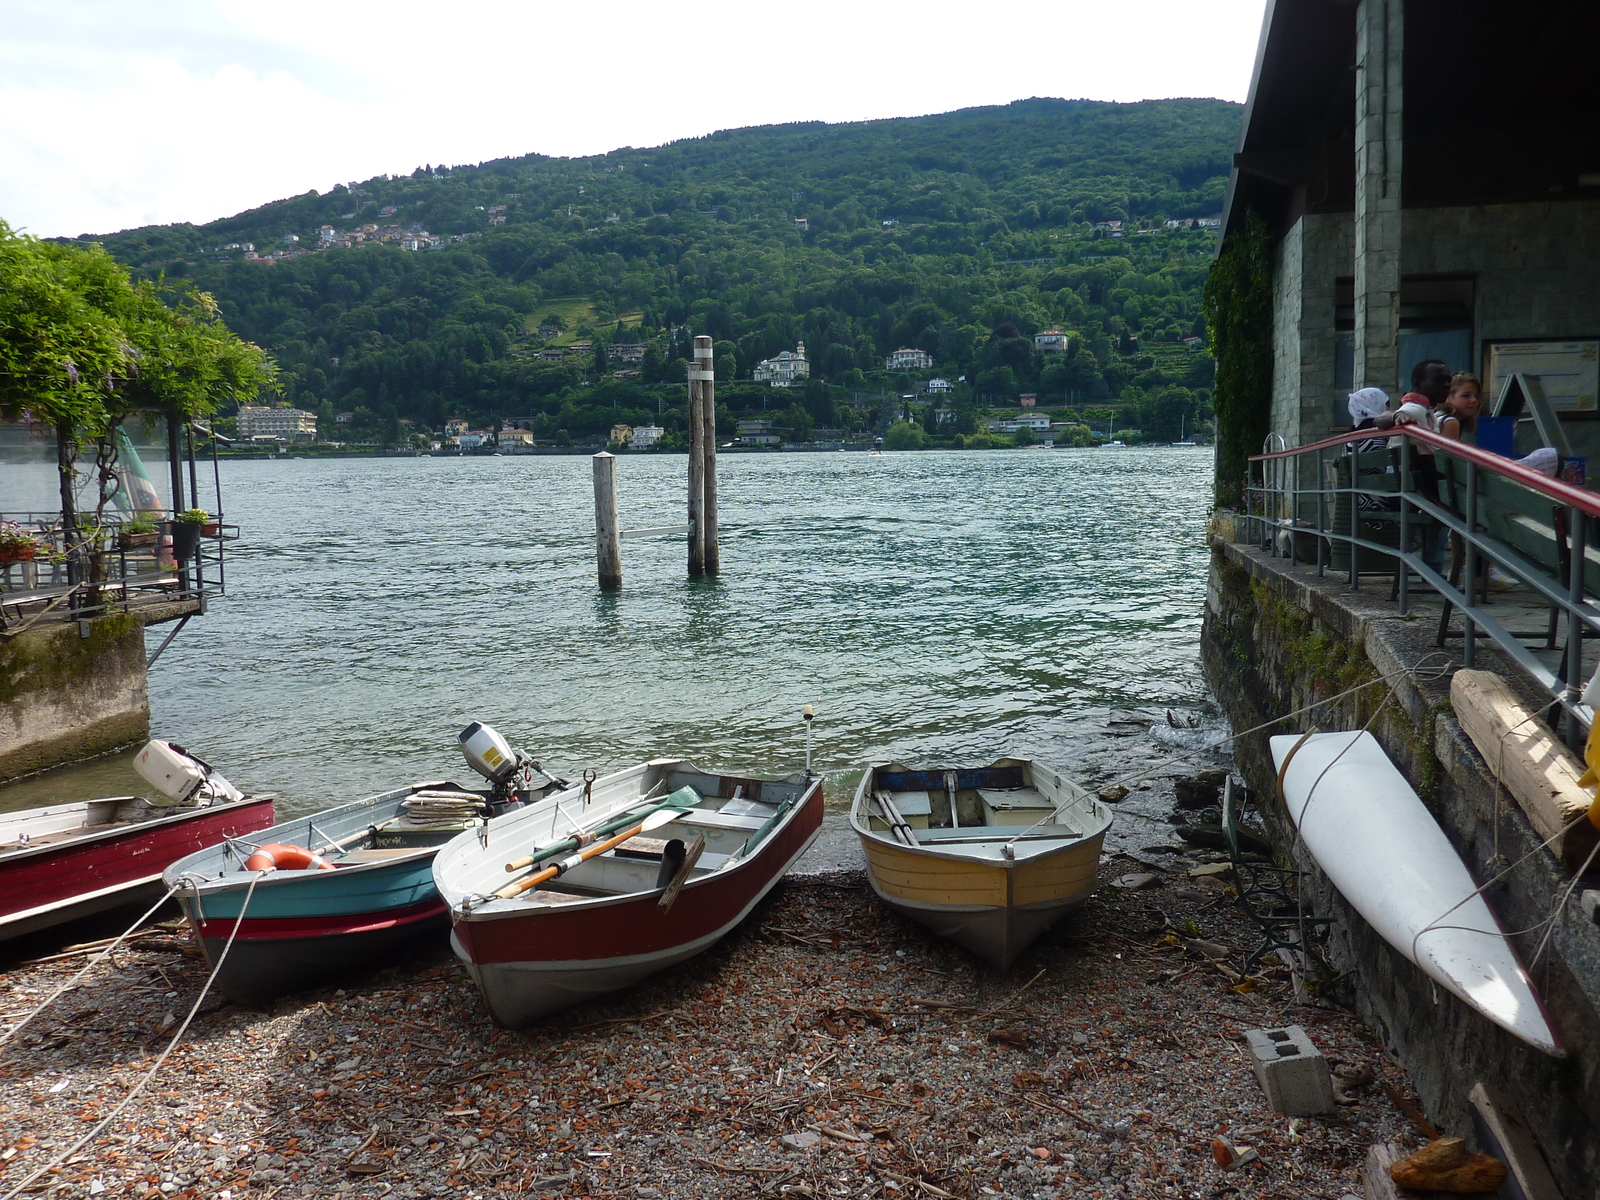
top-left (1270, 731), bottom-right (1561, 1056)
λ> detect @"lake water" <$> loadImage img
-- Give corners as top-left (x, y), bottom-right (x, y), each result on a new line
top-left (0, 447), bottom-right (1222, 821)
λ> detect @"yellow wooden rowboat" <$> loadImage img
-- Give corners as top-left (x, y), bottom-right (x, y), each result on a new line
top-left (849, 757), bottom-right (1111, 968)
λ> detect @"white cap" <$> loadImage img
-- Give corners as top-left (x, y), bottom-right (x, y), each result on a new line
top-left (1347, 387), bottom-right (1389, 422)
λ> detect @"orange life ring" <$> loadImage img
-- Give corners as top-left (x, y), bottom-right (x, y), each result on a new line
top-left (244, 843), bottom-right (336, 872)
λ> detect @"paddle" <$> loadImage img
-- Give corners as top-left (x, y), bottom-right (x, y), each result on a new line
top-left (503, 787), bottom-right (702, 873)
top-left (657, 833), bottom-right (706, 914)
top-left (312, 815), bottom-right (404, 858)
top-left (874, 790), bottom-right (917, 846)
top-left (496, 808), bottom-right (681, 899)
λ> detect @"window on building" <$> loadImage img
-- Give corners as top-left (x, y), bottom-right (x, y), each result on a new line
top-left (1334, 279), bottom-right (1474, 409)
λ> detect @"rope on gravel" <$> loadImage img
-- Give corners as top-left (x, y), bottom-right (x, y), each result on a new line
top-left (1, 871), bottom-right (264, 1200)
top-left (0, 881), bottom-right (183, 1054)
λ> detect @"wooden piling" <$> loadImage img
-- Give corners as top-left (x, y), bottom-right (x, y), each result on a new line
top-left (593, 451), bottom-right (622, 591)
top-left (697, 335), bottom-right (720, 574)
top-left (687, 336), bottom-right (711, 577)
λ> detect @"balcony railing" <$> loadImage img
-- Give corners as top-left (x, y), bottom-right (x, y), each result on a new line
top-left (0, 511), bottom-right (235, 636)
top-left (1244, 424), bottom-right (1600, 747)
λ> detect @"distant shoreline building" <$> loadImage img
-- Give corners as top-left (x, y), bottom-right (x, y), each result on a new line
top-left (885, 348), bottom-right (933, 371)
top-left (236, 405), bottom-right (316, 442)
top-left (754, 342), bottom-right (809, 387)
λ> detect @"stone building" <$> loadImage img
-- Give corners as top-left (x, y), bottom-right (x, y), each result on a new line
top-left (1225, 0), bottom-right (1600, 460)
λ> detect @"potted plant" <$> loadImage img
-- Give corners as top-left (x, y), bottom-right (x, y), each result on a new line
top-left (118, 516), bottom-right (159, 548)
top-left (169, 509), bottom-right (208, 562)
top-left (0, 520), bottom-right (39, 564)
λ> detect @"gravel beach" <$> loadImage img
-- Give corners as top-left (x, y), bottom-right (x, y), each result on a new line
top-left (0, 832), bottom-right (1427, 1200)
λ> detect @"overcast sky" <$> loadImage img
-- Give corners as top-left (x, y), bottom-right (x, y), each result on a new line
top-left (2, 1), bottom-right (1267, 240)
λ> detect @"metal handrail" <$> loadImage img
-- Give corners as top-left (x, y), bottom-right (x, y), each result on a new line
top-left (1238, 425), bottom-right (1598, 747)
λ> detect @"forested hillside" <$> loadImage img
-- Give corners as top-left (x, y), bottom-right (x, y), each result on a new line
top-left (75, 97), bottom-right (1237, 445)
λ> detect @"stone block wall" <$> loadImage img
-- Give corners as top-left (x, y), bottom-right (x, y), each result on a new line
top-left (1202, 541), bottom-right (1600, 1197)
top-left (0, 614), bottom-right (150, 782)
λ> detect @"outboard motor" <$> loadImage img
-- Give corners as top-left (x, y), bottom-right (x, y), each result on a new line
top-left (133, 740), bottom-right (245, 807)
top-left (458, 721), bottom-right (565, 815)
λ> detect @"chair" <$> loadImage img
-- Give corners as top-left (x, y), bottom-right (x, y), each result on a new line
top-left (1222, 777), bottom-right (1331, 973)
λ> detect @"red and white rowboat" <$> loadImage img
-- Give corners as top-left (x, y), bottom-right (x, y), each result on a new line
top-left (0, 793), bottom-right (275, 940)
top-left (434, 758), bottom-right (822, 1028)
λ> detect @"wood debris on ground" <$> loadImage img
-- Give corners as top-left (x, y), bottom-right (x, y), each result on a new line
top-left (0, 867), bottom-right (1430, 1199)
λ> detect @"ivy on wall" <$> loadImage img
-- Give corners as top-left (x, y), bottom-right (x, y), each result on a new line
top-left (1202, 208), bottom-right (1274, 508)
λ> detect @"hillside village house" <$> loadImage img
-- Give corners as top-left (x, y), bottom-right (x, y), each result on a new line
top-left (885, 348), bottom-right (933, 370)
top-left (926, 378), bottom-right (954, 394)
top-left (1019, 393), bottom-right (1037, 408)
top-left (610, 424), bottom-right (633, 445)
top-left (500, 428), bottom-right (535, 447)
top-left (236, 405), bottom-right (316, 442)
top-left (445, 418), bottom-right (469, 436)
top-left (632, 424), bottom-right (664, 449)
top-left (736, 419), bottom-right (780, 446)
top-left (754, 343), bottom-right (809, 387)
top-left (1034, 329), bottom-right (1070, 353)
top-left (609, 343), bottom-right (647, 364)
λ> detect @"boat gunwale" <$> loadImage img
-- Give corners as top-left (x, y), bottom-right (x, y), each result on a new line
top-left (444, 762), bottom-right (822, 924)
top-left (163, 784), bottom-right (482, 894)
top-left (1, 794), bottom-right (275, 868)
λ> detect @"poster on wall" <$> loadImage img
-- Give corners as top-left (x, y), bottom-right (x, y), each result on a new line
top-left (1484, 339), bottom-right (1600, 411)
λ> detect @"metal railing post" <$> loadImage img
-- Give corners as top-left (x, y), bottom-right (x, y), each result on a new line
top-left (1463, 460), bottom-right (1478, 669)
top-left (1289, 456), bottom-right (1301, 565)
top-left (1348, 444), bottom-right (1359, 590)
top-left (1316, 447), bottom-right (1326, 577)
top-left (1566, 508), bottom-right (1586, 749)
top-left (1398, 434), bottom-right (1411, 615)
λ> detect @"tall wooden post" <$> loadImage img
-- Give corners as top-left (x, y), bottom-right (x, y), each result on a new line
top-left (593, 451), bottom-right (622, 591)
top-left (699, 336), bottom-right (720, 575)
top-left (687, 336), bottom-right (711, 578)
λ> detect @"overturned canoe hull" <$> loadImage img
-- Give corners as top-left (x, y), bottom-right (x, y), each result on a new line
top-left (1270, 731), bottom-right (1561, 1056)
top-left (851, 759), bottom-right (1111, 969)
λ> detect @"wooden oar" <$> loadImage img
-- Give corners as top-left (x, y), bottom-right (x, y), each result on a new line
top-left (874, 790), bottom-right (917, 846)
top-left (496, 809), bottom-right (680, 899)
top-left (657, 833), bottom-right (706, 914)
top-left (504, 793), bottom-right (697, 873)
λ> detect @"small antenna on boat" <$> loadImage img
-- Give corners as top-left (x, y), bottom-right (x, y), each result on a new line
top-left (802, 704), bottom-right (815, 779)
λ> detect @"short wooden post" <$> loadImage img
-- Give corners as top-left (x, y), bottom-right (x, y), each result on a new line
top-left (687, 336), bottom-right (711, 578)
top-left (698, 335), bottom-right (720, 574)
top-left (593, 451), bottom-right (622, 591)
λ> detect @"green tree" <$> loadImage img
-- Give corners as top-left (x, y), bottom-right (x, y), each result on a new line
top-left (380, 403), bottom-right (401, 446)
top-left (777, 402), bottom-right (813, 442)
top-left (883, 419), bottom-right (927, 450)
top-left (594, 341), bottom-right (609, 375)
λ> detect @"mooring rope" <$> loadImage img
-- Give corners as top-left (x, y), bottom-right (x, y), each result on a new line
top-left (0, 881), bottom-right (183, 1053)
top-left (1002, 653), bottom-right (1452, 848)
top-left (1, 871), bottom-right (264, 1200)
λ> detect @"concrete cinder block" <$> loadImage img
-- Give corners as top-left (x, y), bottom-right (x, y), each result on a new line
top-left (1244, 1025), bottom-right (1336, 1116)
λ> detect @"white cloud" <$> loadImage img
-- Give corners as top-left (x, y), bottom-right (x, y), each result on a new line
top-left (1, 0), bottom-right (1266, 238)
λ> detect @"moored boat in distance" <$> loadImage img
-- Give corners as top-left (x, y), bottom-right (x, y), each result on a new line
top-left (850, 758), bottom-right (1111, 969)
top-left (435, 759), bottom-right (823, 1028)
top-left (0, 742), bottom-right (273, 941)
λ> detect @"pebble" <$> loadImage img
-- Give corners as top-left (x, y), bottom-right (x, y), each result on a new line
top-left (1110, 873), bottom-right (1159, 891)
top-left (0, 872), bottom-right (1425, 1199)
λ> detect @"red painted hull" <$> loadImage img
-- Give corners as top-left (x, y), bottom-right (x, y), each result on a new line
top-left (0, 797), bottom-right (275, 940)
top-left (452, 782), bottom-right (823, 1027)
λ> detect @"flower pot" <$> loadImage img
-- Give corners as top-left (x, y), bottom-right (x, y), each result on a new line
top-left (168, 522), bottom-right (202, 563)
top-left (201, 522), bottom-right (221, 537)
top-left (0, 545), bottom-right (37, 564)
top-left (119, 532), bottom-right (158, 549)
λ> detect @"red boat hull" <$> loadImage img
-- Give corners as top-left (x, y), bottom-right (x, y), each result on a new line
top-left (451, 782), bottom-right (822, 1027)
top-left (0, 797), bottom-right (276, 940)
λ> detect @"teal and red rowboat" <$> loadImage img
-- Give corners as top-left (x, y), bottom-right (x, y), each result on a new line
top-left (163, 783), bottom-right (501, 1003)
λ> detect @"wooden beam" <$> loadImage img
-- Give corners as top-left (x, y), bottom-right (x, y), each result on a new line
top-left (592, 452), bottom-right (622, 591)
top-left (1362, 1142), bottom-right (1463, 1200)
top-left (1468, 1083), bottom-right (1565, 1200)
top-left (1449, 669), bottom-right (1600, 871)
